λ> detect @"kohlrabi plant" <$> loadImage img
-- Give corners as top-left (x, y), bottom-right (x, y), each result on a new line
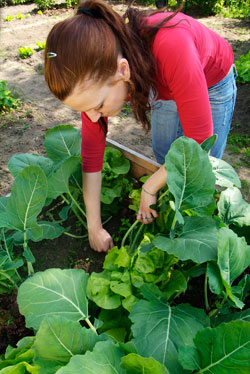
top-left (0, 125), bottom-right (133, 276)
top-left (1, 136), bottom-right (248, 374)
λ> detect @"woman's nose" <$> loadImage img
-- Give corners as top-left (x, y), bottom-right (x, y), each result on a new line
top-left (86, 110), bottom-right (102, 122)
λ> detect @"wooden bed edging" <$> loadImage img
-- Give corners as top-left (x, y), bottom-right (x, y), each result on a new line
top-left (106, 138), bottom-right (160, 179)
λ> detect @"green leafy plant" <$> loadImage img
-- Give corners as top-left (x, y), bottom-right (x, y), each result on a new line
top-left (35, 41), bottom-right (46, 51)
top-left (1, 136), bottom-right (249, 373)
top-left (15, 13), bottom-right (25, 20)
top-left (4, 15), bottom-right (14, 22)
top-left (235, 51), bottom-right (250, 83)
top-left (0, 125), bottom-right (133, 276)
top-left (18, 46), bottom-right (34, 59)
top-left (0, 81), bottom-right (21, 112)
top-left (34, 0), bottom-right (55, 10)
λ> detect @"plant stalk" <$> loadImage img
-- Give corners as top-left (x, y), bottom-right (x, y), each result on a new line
top-left (121, 220), bottom-right (139, 248)
top-left (85, 317), bottom-right (97, 334)
top-left (63, 232), bottom-right (88, 239)
top-left (61, 194), bottom-right (87, 230)
top-left (204, 263), bottom-right (210, 312)
top-left (23, 231), bottom-right (34, 276)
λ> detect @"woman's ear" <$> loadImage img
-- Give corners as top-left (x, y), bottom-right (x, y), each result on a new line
top-left (117, 57), bottom-right (130, 81)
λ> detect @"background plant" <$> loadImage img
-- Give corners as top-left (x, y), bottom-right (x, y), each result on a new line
top-left (0, 81), bottom-right (21, 112)
top-left (35, 41), bottom-right (46, 51)
top-left (235, 51), bottom-right (250, 83)
top-left (18, 46), bottom-right (34, 59)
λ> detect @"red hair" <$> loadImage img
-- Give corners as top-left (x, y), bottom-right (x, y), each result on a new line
top-left (44, 0), bottom-right (183, 131)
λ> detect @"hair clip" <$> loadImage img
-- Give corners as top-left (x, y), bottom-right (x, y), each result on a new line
top-left (47, 52), bottom-right (57, 58)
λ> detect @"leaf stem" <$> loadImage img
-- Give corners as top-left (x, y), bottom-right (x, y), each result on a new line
top-left (121, 220), bottom-right (139, 248)
top-left (63, 232), bottom-right (88, 239)
top-left (130, 222), bottom-right (144, 253)
top-left (23, 231), bottom-right (34, 276)
top-left (204, 263), bottom-right (210, 312)
top-left (85, 317), bottom-right (97, 334)
top-left (158, 188), bottom-right (169, 201)
top-left (61, 194), bottom-right (87, 230)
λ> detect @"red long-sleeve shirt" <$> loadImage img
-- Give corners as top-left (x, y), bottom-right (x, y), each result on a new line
top-left (81, 12), bottom-right (233, 172)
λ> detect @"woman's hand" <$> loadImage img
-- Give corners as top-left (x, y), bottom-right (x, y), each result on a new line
top-left (136, 188), bottom-right (158, 224)
top-left (88, 226), bottom-right (114, 252)
top-left (136, 164), bottom-right (168, 224)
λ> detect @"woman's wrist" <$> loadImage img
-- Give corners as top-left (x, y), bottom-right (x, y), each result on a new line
top-left (142, 185), bottom-right (157, 197)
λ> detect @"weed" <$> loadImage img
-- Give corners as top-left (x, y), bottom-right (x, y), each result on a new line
top-left (0, 81), bottom-right (21, 112)
top-left (15, 14), bottom-right (25, 20)
top-left (4, 15), bottom-right (14, 22)
top-left (35, 41), bottom-right (46, 51)
top-left (18, 46), bottom-right (34, 59)
top-left (227, 133), bottom-right (250, 148)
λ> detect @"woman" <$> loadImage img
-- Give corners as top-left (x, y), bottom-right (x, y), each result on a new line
top-left (44, 0), bottom-right (237, 252)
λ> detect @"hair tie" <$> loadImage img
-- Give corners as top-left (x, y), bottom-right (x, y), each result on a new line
top-left (78, 7), bottom-right (101, 18)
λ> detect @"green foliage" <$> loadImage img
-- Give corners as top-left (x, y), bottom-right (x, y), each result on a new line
top-left (1, 136), bottom-right (250, 373)
top-left (235, 51), bottom-right (250, 83)
top-left (18, 46), bottom-right (34, 59)
top-left (4, 15), bottom-right (14, 22)
top-left (0, 125), bottom-right (133, 276)
top-left (34, 0), bottom-right (55, 10)
top-left (0, 250), bottom-right (23, 294)
top-left (0, 81), bottom-right (20, 112)
top-left (35, 41), bottom-right (46, 51)
top-left (15, 13), bottom-right (24, 20)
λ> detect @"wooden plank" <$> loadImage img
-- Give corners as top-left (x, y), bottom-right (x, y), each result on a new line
top-left (106, 138), bottom-right (160, 179)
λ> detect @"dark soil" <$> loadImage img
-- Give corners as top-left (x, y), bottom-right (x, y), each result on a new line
top-left (0, 291), bottom-right (34, 355)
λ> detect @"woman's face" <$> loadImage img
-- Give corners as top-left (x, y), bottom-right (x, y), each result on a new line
top-left (63, 58), bottom-right (130, 122)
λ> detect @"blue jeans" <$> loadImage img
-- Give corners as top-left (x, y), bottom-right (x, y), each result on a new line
top-left (151, 65), bottom-right (237, 164)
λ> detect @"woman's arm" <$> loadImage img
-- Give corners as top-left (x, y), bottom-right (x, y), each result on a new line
top-left (82, 171), bottom-right (114, 252)
top-left (137, 164), bottom-right (167, 223)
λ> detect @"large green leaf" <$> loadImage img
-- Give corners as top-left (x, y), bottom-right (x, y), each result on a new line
top-left (0, 197), bottom-right (10, 229)
top-left (103, 147), bottom-right (130, 175)
top-left (17, 268), bottom-right (89, 330)
top-left (192, 321), bottom-right (250, 373)
top-left (6, 166), bottom-right (47, 237)
top-left (121, 353), bottom-right (169, 373)
top-left (154, 217), bottom-right (218, 263)
top-left (209, 156), bottom-right (241, 188)
top-left (165, 137), bottom-right (216, 223)
top-left (33, 221), bottom-right (65, 241)
top-left (212, 308), bottom-right (250, 326)
top-left (217, 227), bottom-right (250, 308)
top-left (8, 154), bottom-right (54, 179)
top-left (33, 315), bottom-right (107, 371)
top-left (130, 300), bottom-right (209, 374)
top-left (56, 340), bottom-right (126, 374)
top-left (87, 270), bottom-right (122, 309)
top-left (44, 125), bottom-right (81, 163)
top-left (218, 187), bottom-right (250, 227)
top-left (47, 156), bottom-right (81, 199)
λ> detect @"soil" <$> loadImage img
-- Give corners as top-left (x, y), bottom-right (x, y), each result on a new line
top-left (0, 3), bottom-right (249, 351)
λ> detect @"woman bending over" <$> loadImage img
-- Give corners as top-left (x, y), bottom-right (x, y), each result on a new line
top-left (44, 0), bottom-right (237, 252)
